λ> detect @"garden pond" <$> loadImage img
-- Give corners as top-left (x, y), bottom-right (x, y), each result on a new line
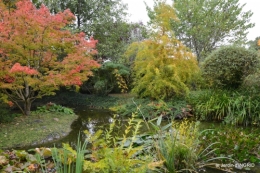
top-left (8, 108), bottom-right (260, 173)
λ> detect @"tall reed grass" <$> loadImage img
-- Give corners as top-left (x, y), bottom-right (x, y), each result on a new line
top-left (189, 90), bottom-right (260, 126)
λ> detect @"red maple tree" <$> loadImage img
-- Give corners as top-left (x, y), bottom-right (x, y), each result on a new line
top-left (0, 0), bottom-right (100, 115)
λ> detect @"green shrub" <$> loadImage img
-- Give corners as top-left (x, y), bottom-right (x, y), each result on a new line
top-left (242, 69), bottom-right (260, 91)
top-left (34, 103), bottom-right (74, 115)
top-left (81, 62), bottom-right (130, 95)
top-left (0, 106), bottom-right (20, 123)
top-left (202, 46), bottom-right (260, 89)
top-left (110, 98), bottom-right (188, 119)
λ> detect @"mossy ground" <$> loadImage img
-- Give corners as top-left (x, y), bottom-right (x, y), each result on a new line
top-left (0, 112), bottom-right (78, 149)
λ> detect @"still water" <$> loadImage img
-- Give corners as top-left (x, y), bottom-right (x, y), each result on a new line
top-left (17, 109), bottom-right (260, 173)
top-left (24, 109), bottom-right (116, 149)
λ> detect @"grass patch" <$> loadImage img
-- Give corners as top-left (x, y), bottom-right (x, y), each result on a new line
top-left (0, 112), bottom-right (78, 149)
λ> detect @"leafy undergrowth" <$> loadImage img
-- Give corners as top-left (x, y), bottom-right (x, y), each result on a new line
top-left (33, 91), bottom-right (129, 109)
top-left (199, 125), bottom-right (260, 164)
top-left (110, 97), bottom-right (190, 120)
top-left (0, 112), bottom-right (78, 149)
top-left (34, 91), bottom-right (191, 120)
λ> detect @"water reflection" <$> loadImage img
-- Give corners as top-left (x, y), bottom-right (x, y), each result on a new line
top-left (16, 109), bottom-right (114, 150)
top-left (54, 109), bottom-right (115, 147)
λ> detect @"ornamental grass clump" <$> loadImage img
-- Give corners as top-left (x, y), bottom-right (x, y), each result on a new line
top-left (153, 120), bottom-right (200, 172)
top-left (189, 89), bottom-right (260, 126)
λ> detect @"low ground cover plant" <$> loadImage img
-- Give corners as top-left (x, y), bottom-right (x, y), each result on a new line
top-left (35, 103), bottom-right (74, 115)
top-left (199, 125), bottom-right (260, 164)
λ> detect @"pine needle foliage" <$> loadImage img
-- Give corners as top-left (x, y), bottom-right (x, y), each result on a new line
top-left (125, 1), bottom-right (199, 100)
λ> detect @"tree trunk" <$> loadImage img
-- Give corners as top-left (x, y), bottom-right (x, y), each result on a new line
top-left (24, 99), bottom-right (32, 116)
top-left (77, 0), bottom-right (81, 29)
top-left (23, 82), bottom-right (32, 116)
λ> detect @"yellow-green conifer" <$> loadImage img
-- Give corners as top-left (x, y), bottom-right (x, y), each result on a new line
top-left (125, 0), bottom-right (199, 99)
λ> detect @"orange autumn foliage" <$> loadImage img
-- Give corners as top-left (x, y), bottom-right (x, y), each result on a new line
top-left (0, 0), bottom-right (100, 115)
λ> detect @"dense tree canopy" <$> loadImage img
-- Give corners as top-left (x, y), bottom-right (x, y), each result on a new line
top-left (33, 0), bottom-right (126, 29)
top-left (0, 0), bottom-right (99, 115)
top-left (125, 1), bottom-right (199, 99)
top-left (32, 0), bottom-right (132, 62)
top-left (147, 0), bottom-right (254, 62)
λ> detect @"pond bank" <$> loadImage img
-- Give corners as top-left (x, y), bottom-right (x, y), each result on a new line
top-left (1, 107), bottom-right (260, 173)
top-left (0, 92), bottom-right (132, 150)
top-left (2, 92), bottom-right (260, 173)
top-left (0, 112), bottom-right (78, 149)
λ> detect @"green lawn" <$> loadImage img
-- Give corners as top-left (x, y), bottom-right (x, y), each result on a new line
top-left (0, 112), bottom-right (78, 149)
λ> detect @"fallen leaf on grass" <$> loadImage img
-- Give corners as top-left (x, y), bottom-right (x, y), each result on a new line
top-left (53, 118), bottom-right (59, 122)
top-left (0, 155), bottom-right (8, 165)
